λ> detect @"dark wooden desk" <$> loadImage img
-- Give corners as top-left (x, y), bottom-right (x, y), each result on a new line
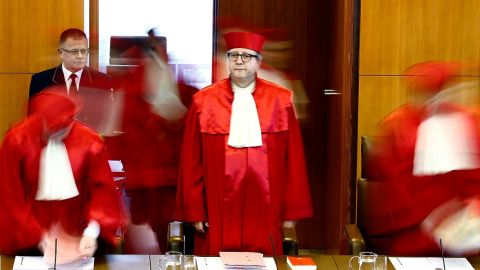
top-left (1, 254), bottom-right (150, 270)
top-left (468, 257), bottom-right (480, 269)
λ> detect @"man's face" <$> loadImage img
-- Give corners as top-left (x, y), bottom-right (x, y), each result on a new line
top-left (227, 48), bottom-right (261, 86)
top-left (58, 37), bottom-right (88, 72)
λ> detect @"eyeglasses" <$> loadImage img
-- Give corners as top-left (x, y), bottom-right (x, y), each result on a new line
top-left (60, 48), bottom-right (89, 56)
top-left (227, 53), bottom-right (258, 62)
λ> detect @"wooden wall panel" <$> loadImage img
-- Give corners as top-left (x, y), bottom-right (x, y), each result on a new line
top-left (0, 0), bottom-right (84, 73)
top-left (359, 0), bottom-right (480, 76)
top-left (0, 0), bottom-right (84, 142)
top-left (0, 74), bottom-right (31, 137)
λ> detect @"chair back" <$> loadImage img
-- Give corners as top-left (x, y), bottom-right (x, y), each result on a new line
top-left (356, 135), bottom-right (405, 253)
top-left (360, 136), bottom-right (374, 179)
top-left (357, 135), bottom-right (373, 233)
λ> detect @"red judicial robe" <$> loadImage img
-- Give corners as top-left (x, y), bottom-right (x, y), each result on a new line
top-left (175, 78), bottom-right (313, 255)
top-left (365, 103), bottom-right (480, 255)
top-left (0, 117), bottom-right (127, 255)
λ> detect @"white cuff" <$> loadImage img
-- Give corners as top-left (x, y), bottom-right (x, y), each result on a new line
top-left (83, 220), bottom-right (100, 239)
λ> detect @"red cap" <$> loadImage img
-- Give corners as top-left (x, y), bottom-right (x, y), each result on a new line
top-left (223, 31), bottom-right (266, 53)
top-left (402, 61), bottom-right (464, 92)
top-left (30, 85), bottom-right (84, 124)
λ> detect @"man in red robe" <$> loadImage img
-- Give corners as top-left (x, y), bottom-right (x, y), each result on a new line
top-left (0, 88), bottom-right (127, 257)
top-left (175, 32), bottom-right (313, 255)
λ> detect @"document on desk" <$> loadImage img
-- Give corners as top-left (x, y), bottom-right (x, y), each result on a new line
top-left (12, 256), bottom-right (94, 270)
top-left (389, 257), bottom-right (474, 270)
top-left (196, 257), bottom-right (277, 270)
top-left (220, 252), bottom-right (266, 268)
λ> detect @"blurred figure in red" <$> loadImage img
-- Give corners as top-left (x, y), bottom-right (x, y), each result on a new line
top-left (118, 29), bottom-right (197, 253)
top-left (256, 27), bottom-right (310, 123)
top-left (0, 87), bottom-right (127, 260)
top-left (365, 61), bottom-right (480, 256)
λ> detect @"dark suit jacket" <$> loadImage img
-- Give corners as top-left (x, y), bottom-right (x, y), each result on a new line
top-left (29, 64), bottom-right (113, 97)
top-left (29, 64), bottom-right (115, 134)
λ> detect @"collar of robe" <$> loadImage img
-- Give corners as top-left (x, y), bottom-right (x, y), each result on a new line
top-left (413, 105), bottom-right (480, 176)
top-left (227, 81), bottom-right (263, 148)
top-left (36, 126), bottom-right (79, 201)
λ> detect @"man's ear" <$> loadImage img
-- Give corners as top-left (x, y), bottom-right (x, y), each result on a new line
top-left (256, 59), bottom-right (262, 70)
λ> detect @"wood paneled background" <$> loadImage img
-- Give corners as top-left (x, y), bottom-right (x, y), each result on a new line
top-left (357, 0), bottom-right (480, 179)
top-left (0, 0), bottom-right (84, 140)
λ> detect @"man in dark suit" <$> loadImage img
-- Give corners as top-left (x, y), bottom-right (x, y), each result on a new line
top-left (29, 28), bottom-right (114, 132)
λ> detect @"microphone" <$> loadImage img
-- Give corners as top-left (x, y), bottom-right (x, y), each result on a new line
top-left (270, 235), bottom-right (278, 269)
top-left (54, 238), bottom-right (57, 270)
top-left (48, 238), bottom-right (57, 270)
top-left (440, 239), bottom-right (446, 270)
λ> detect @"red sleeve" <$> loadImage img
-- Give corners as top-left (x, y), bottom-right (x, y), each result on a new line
top-left (175, 101), bottom-right (207, 222)
top-left (281, 104), bottom-right (314, 221)
top-left (0, 131), bottom-right (44, 254)
top-left (87, 140), bottom-right (128, 247)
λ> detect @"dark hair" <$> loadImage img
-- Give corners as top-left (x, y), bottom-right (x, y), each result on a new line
top-left (59, 28), bottom-right (87, 46)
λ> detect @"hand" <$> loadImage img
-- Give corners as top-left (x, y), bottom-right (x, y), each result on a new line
top-left (38, 235), bottom-right (51, 254)
top-left (282, 220), bottom-right (297, 228)
top-left (192, 221), bottom-right (209, 233)
top-left (79, 235), bottom-right (97, 257)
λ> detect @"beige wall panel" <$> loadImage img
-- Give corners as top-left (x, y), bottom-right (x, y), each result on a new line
top-left (360, 0), bottom-right (480, 76)
top-left (0, 74), bottom-right (31, 141)
top-left (0, 0), bottom-right (84, 73)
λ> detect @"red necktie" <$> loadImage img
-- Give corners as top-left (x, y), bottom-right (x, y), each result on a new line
top-left (69, 74), bottom-right (78, 95)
